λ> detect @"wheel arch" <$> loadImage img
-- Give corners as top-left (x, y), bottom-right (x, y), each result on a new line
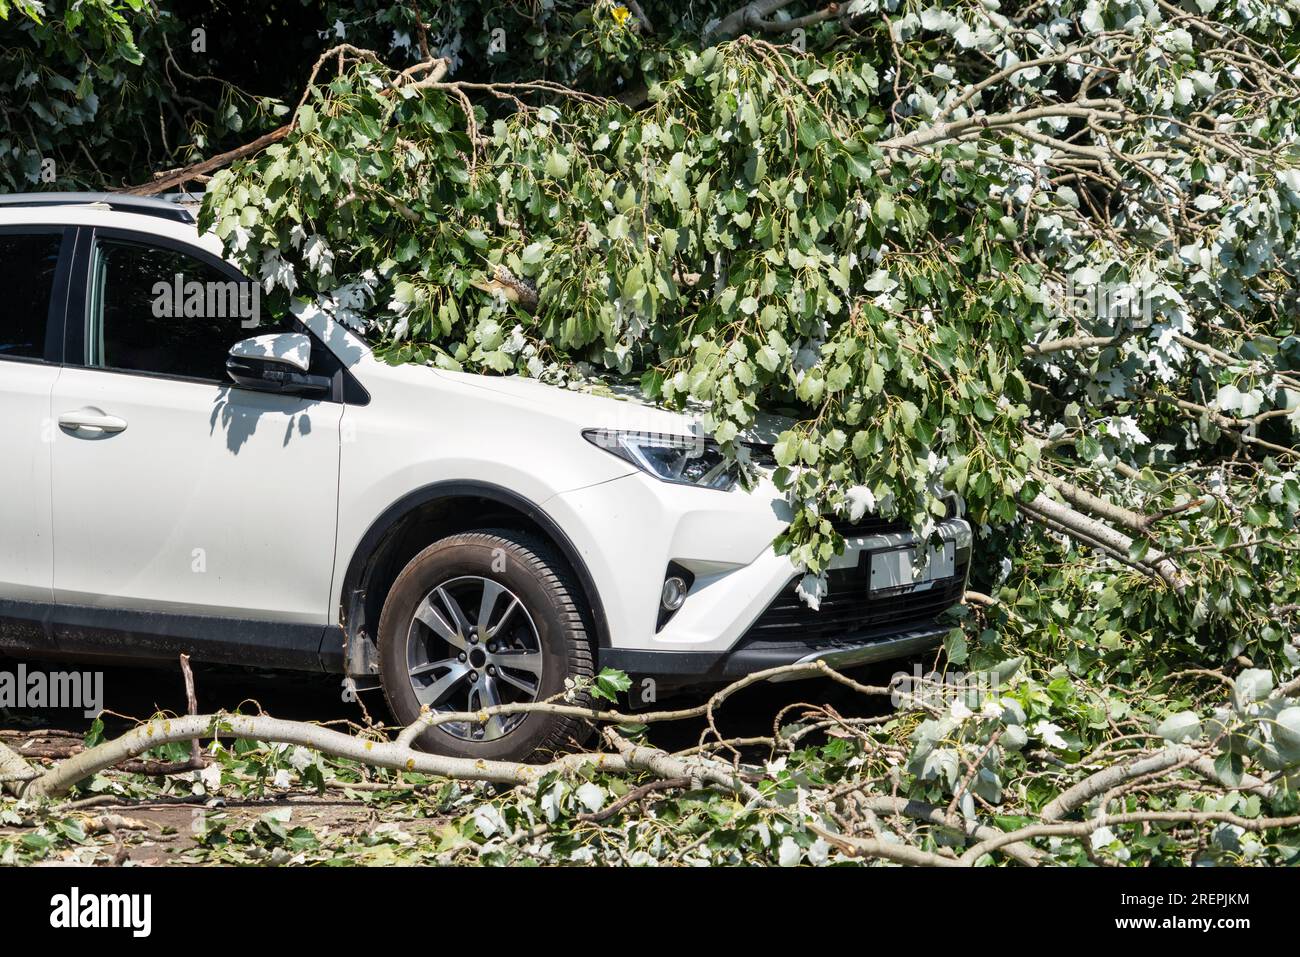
top-left (332, 481), bottom-right (610, 676)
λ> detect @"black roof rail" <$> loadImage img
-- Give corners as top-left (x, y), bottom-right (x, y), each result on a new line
top-left (0, 192), bottom-right (197, 224)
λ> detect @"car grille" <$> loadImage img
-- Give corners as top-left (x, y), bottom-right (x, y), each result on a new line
top-left (830, 500), bottom-right (958, 538)
top-left (742, 557), bottom-right (969, 645)
top-left (829, 515), bottom-right (911, 537)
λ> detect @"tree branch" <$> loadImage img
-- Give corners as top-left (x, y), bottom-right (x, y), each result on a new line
top-left (879, 105), bottom-right (1125, 153)
top-left (121, 124), bottom-right (292, 195)
top-left (1024, 334), bottom-right (1127, 356)
top-left (14, 713), bottom-right (628, 800)
top-left (1021, 492), bottom-right (1189, 593)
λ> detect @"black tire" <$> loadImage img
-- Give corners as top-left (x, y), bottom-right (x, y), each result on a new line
top-left (377, 529), bottom-right (594, 762)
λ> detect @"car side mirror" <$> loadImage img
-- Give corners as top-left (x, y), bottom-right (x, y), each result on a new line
top-left (226, 333), bottom-right (331, 397)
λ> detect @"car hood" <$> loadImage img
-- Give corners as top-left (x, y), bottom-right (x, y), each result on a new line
top-left (430, 368), bottom-right (700, 435)
top-left (431, 369), bottom-right (795, 444)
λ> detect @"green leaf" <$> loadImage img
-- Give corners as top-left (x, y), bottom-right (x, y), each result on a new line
top-left (944, 628), bottom-right (969, 665)
top-left (1234, 669), bottom-right (1274, 710)
top-left (1156, 711), bottom-right (1201, 744)
top-left (1274, 707), bottom-right (1300, 765)
top-left (826, 363), bottom-right (851, 392)
top-left (1213, 751), bottom-right (1244, 789)
top-left (545, 150), bottom-right (571, 178)
top-left (773, 432), bottom-right (799, 467)
top-left (592, 668), bottom-right (632, 703)
top-left (990, 657), bottom-right (1025, 686)
top-left (83, 716), bottom-right (105, 748)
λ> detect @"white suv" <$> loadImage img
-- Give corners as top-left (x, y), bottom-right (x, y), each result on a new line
top-left (0, 193), bottom-right (972, 761)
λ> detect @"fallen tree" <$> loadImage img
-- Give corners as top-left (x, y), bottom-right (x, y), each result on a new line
top-left (3, 0), bottom-right (1299, 866)
top-left (3, 653), bottom-right (1299, 866)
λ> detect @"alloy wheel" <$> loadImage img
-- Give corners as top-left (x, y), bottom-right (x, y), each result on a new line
top-left (404, 575), bottom-right (544, 742)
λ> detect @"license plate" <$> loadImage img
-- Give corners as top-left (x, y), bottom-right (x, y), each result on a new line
top-left (869, 541), bottom-right (956, 595)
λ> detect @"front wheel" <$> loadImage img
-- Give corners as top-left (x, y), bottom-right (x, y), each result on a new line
top-left (377, 530), bottom-right (594, 762)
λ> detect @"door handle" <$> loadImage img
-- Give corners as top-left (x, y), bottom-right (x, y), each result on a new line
top-left (58, 409), bottom-right (128, 435)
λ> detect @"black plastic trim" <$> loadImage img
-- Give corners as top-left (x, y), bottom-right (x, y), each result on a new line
top-left (0, 598), bottom-right (327, 671)
top-left (0, 599), bottom-right (58, 654)
top-left (655, 562), bottom-right (695, 632)
top-left (0, 192), bottom-right (196, 222)
top-left (335, 480), bottom-right (613, 660)
top-left (602, 621), bottom-right (949, 697)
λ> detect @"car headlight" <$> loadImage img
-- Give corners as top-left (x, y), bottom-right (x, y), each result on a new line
top-left (582, 428), bottom-right (743, 490)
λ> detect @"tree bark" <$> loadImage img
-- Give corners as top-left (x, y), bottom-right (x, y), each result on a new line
top-left (1021, 493), bottom-right (1189, 593)
top-left (121, 125), bottom-right (291, 195)
top-left (15, 713), bottom-right (628, 800)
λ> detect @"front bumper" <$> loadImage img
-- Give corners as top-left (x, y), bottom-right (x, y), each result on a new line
top-left (546, 471), bottom-right (972, 693)
top-left (601, 620), bottom-right (950, 694)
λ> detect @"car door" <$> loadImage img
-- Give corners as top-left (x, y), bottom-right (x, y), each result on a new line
top-left (49, 226), bottom-right (343, 656)
top-left (0, 226), bottom-right (74, 652)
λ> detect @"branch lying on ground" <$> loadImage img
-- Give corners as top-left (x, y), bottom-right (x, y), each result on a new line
top-left (599, 726), bottom-right (967, 867)
top-left (12, 659), bottom-right (870, 801)
top-left (4, 653), bottom-right (1294, 867)
top-left (394, 659), bottom-right (892, 747)
top-left (179, 653), bottom-right (207, 771)
top-left (0, 738), bottom-right (38, 796)
top-left (9, 712), bottom-right (628, 801)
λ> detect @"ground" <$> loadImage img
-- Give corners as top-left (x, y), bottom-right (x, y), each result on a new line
top-left (0, 653), bottom-right (908, 865)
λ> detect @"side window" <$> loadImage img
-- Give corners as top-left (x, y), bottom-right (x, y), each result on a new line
top-left (87, 239), bottom-right (266, 382)
top-left (0, 232), bottom-right (63, 362)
